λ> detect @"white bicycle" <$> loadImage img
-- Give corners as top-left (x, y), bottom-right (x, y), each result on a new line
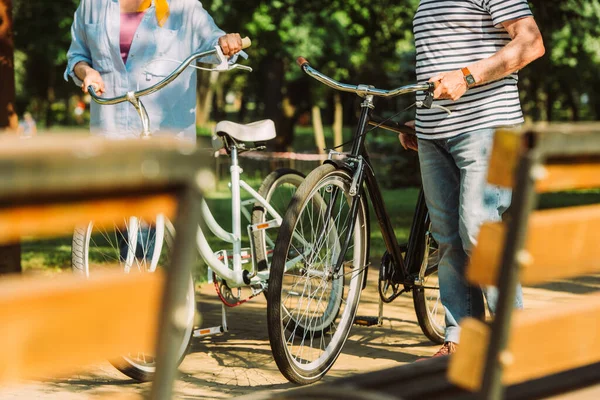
top-left (71, 38), bottom-right (304, 381)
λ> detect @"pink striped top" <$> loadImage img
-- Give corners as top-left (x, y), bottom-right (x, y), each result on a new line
top-left (120, 12), bottom-right (145, 64)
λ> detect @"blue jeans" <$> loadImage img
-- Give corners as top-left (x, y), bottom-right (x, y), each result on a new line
top-left (119, 226), bottom-right (157, 263)
top-left (418, 128), bottom-right (523, 344)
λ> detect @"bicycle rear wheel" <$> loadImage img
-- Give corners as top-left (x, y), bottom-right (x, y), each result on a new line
top-left (268, 164), bottom-right (368, 385)
top-left (71, 215), bottom-right (195, 381)
top-left (252, 168), bottom-right (305, 272)
top-left (412, 224), bottom-right (445, 344)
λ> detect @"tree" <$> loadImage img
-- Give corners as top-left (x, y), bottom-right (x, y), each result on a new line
top-left (0, 0), bottom-right (21, 274)
top-left (12, 0), bottom-right (79, 127)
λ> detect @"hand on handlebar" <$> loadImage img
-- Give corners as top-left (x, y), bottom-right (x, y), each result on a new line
top-left (81, 68), bottom-right (105, 95)
top-left (428, 70), bottom-right (468, 101)
top-left (218, 33), bottom-right (247, 57)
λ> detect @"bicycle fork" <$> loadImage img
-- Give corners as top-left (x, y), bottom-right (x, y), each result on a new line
top-left (332, 158), bottom-right (366, 277)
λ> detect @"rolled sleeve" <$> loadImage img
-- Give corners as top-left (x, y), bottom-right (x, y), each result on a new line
top-left (64, 4), bottom-right (92, 86)
top-left (483, 0), bottom-right (533, 27)
top-left (190, 1), bottom-right (226, 60)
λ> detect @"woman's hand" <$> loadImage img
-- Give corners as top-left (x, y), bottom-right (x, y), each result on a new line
top-left (399, 120), bottom-right (418, 151)
top-left (218, 33), bottom-right (243, 57)
top-left (75, 62), bottom-right (105, 95)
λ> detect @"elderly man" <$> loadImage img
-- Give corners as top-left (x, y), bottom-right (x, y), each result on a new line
top-left (399, 0), bottom-right (545, 356)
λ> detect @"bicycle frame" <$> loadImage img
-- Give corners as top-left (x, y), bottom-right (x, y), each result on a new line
top-left (296, 58), bottom-right (436, 286)
top-left (196, 145), bottom-right (284, 288)
top-left (329, 95), bottom-right (430, 286)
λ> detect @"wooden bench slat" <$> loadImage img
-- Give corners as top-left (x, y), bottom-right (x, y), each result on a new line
top-left (486, 128), bottom-right (523, 189)
top-left (468, 203), bottom-right (600, 286)
top-left (0, 270), bottom-right (164, 383)
top-left (0, 194), bottom-right (176, 244)
top-left (447, 292), bottom-right (600, 391)
top-left (537, 163), bottom-right (600, 192)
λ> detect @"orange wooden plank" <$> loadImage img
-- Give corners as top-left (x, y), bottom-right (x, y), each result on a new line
top-left (486, 128), bottom-right (523, 189)
top-left (0, 194), bottom-right (176, 244)
top-left (468, 203), bottom-right (600, 286)
top-left (448, 293), bottom-right (600, 391)
top-left (537, 163), bottom-right (600, 192)
top-left (0, 270), bottom-right (164, 383)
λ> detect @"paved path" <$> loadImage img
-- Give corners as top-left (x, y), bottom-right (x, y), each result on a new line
top-left (1, 270), bottom-right (598, 399)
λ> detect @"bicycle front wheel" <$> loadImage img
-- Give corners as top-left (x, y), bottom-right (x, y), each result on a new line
top-left (71, 216), bottom-right (195, 381)
top-left (267, 164), bottom-right (368, 385)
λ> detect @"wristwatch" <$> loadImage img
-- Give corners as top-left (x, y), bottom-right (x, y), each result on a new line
top-left (461, 67), bottom-right (476, 88)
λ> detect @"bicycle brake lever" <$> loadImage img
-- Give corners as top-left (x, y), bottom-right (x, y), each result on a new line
top-left (422, 89), bottom-right (434, 109)
top-left (430, 104), bottom-right (452, 115)
top-left (415, 101), bottom-right (452, 115)
top-left (229, 64), bottom-right (253, 72)
top-left (213, 45), bottom-right (230, 71)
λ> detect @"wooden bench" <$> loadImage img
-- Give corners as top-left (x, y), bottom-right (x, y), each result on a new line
top-left (234, 123), bottom-right (600, 400)
top-left (0, 134), bottom-right (211, 399)
top-left (448, 123), bottom-right (600, 398)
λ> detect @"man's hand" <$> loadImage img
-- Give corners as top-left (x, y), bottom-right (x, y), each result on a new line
top-left (75, 62), bottom-right (105, 95)
top-left (429, 70), bottom-right (468, 101)
top-left (399, 120), bottom-right (418, 151)
top-left (218, 33), bottom-right (243, 57)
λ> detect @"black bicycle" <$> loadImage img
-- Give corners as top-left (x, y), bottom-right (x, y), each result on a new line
top-left (267, 57), bottom-right (450, 384)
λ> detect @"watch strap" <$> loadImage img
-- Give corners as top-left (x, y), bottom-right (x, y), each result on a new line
top-left (461, 67), bottom-right (476, 87)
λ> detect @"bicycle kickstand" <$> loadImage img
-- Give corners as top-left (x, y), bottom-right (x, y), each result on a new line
top-left (353, 295), bottom-right (384, 327)
top-left (193, 271), bottom-right (230, 338)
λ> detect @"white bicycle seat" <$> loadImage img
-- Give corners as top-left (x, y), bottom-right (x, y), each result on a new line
top-left (215, 119), bottom-right (276, 142)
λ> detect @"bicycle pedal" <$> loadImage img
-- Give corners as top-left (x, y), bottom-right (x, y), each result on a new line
top-left (353, 316), bottom-right (379, 327)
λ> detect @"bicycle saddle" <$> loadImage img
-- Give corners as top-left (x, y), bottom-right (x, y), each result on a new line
top-left (215, 119), bottom-right (276, 142)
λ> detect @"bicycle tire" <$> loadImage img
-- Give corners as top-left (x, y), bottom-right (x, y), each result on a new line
top-left (412, 223), bottom-right (445, 344)
top-left (71, 216), bottom-right (195, 381)
top-left (268, 164), bottom-right (368, 385)
top-left (252, 168), bottom-right (305, 273)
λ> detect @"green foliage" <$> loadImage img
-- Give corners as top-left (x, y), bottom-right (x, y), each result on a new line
top-left (10, 0), bottom-right (600, 131)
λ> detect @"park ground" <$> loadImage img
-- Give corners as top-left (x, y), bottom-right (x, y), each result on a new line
top-left (5, 128), bottom-right (600, 399)
top-left (0, 267), bottom-right (598, 399)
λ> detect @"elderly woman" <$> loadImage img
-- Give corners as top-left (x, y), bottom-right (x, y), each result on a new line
top-left (64, 0), bottom-right (243, 141)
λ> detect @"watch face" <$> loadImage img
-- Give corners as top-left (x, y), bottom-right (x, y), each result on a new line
top-left (466, 75), bottom-right (476, 86)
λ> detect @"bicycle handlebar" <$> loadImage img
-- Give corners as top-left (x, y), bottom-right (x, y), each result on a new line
top-left (88, 36), bottom-right (252, 104)
top-left (296, 56), bottom-right (432, 98)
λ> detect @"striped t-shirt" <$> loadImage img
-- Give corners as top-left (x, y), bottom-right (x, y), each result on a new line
top-left (414, 0), bottom-right (532, 139)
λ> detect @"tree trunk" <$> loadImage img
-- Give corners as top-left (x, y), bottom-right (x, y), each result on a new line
top-left (311, 105), bottom-right (326, 154)
top-left (45, 66), bottom-right (56, 128)
top-left (0, 0), bottom-right (21, 274)
top-left (333, 93), bottom-right (343, 150)
top-left (0, 0), bottom-right (17, 132)
top-left (545, 82), bottom-right (555, 122)
top-left (212, 75), bottom-right (226, 123)
top-left (566, 88), bottom-right (580, 121)
top-left (237, 92), bottom-right (247, 122)
top-left (263, 58), bottom-right (291, 151)
top-left (196, 70), bottom-right (218, 127)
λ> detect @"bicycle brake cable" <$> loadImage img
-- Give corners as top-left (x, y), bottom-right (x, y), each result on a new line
top-left (327, 103), bottom-right (416, 152)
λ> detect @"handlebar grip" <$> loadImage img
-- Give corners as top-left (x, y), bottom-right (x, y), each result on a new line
top-left (296, 57), bottom-right (310, 69)
top-left (87, 85), bottom-right (100, 97)
top-left (241, 36), bottom-right (252, 50)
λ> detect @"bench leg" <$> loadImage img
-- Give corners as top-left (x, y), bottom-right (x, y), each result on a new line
top-left (151, 184), bottom-right (203, 400)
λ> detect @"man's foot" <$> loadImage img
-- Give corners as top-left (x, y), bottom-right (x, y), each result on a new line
top-left (432, 341), bottom-right (457, 357)
top-left (416, 342), bottom-right (457, 361)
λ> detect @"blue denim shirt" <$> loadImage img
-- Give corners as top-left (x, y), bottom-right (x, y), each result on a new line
top-left (64, 0), bottom-right (225, 141)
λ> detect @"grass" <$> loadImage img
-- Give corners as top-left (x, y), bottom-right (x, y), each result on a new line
top-left (20, 124), bottom-right (600, 280)
top-left (20, 180), bottom-right (420, 279)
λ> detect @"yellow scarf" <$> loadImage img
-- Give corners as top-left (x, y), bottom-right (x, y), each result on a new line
top-left (138, 0), bottom-right (170, 27)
